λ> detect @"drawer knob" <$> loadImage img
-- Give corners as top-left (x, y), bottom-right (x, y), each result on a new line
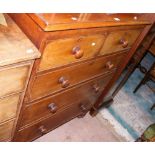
top-left (72, 46), bottom-right (84, 59)
top-left (48, 103), bottom-right (58, 113)
top-left (58, 76), bottom-right (70, 88)
top-left (120, 38), bottom-right (128, 48)
top-left (93, 84), bottom-right (100, 93)
top-left (106, 61), bottom-right (114, 69)
top-left (39, 125), bottom-right (47, 135)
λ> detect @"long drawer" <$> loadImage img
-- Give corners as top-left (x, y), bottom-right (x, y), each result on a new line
top-left (28, 52), bottom-right (126, 101)
top-left (20, 73), bottom-right (114, 127)
top-left (14, 99), bottom-right (93, 142)
top-left (0, 94), bottom-right (20, 123)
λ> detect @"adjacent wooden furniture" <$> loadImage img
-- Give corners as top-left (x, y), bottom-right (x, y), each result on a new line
top-left (9, 13), bottom-right (152, 141)
top-left (0, 14), bottom-right (40, 141)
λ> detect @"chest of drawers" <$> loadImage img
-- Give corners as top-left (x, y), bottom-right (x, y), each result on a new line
top-left (9, 13), bottom-right (151, 141)
top-left (0, 14), bottom-right (40, 141)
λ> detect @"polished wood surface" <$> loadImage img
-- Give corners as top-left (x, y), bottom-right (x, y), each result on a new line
top-left (39, 34), bottom-right (105, 71)
top-left (0, 94), bottom-right (20, 123)
top-left (28, 52), bottom-right (126, 101)
top-left (28, 13), bottom-right (150, 31)
top-left (0, 120), bottom-right (14, 141)
top-left (0, 14), bottom-right (40, 67)
top-left (9, 13), bottom-right (152, 141)
top-left (39, 27), bottom-right (142, 72)
top-left (0, 63), bottom-right (30, 97)
top-left (19, 73), bottom-right (114, 127)
top-left (100, 28), bottom-right (142, 54)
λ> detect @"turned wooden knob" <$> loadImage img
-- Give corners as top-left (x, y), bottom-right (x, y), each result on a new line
top-left (72, 46), bottom-right (84, 59)
top-left (106, 61), bottom-right (114, 69)
top-left (58, 76), bottom-right (70, 88)
top-left (93, 84), bottom-right (100, 93)
top-left (120, 38), bottom-right (128, 48)
top-left (79, 103), bottom-right (87, 112)
top-left (39, 125), bottom-right (47, 135)
top-left (48, 103), bottom-right (58, 113)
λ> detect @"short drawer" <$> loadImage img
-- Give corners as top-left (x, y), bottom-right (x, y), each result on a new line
top-left (0, 120), bottom-right (14, 141)
top-left (29, 52), bottom-right (126, 101)
top-left (0, 94), bottom-right (20, 123)
top-left (0, 63), bottom-right (30, 97)
top-left (100, 28), bottom-right (142, 55)
top-left (20, 73), bottom-right (114, 127)
top-left (15, 101), bottom-right (92, 142)
top-left (38, 34), bottom-right (105, 71)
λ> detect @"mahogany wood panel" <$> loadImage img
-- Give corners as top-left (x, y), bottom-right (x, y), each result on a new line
top-left (0, 63), bottom-right (30, 97)
top-left (0, 120), bottom-right (14, 141)
top-left (0, 94), bottom-right (20, 123)
top-left (38, 28), bottom-right (142, 72)
top-left (100, 28), bottom-right (142, 54)
top-left (39, 34), bottom-right (105, 71)
top-left (28, 52), bottom-right (126, 101)
top-left (19, 73), bottom-right (114, 127)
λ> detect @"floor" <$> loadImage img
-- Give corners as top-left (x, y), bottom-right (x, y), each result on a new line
top-left (35, 113), bottom-right (125, 142)
top-left (100, 52), bottom-right (155, 141)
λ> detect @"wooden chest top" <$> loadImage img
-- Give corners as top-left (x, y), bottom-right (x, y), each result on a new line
top-left (0, 14), bottom-right (40, 67)
top-left (28, 13), bottom-right (150, 31)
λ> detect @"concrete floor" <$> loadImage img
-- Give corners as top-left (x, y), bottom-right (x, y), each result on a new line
top-left (35, 113), bottom-right (125, 142)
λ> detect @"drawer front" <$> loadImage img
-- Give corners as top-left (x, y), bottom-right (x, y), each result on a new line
top-left (100, 28), bottom-right (142, 55)
top-left (15, 101), bottom-right (92, 142)
top-left (0, 64), bottom-right (30, 97)
top-left (29, 52), bottom-right (126, 101)
top-left (38, 34), bottom-right (105, 71)
top-left (0, 94), bottom-right (20, 123)
top-left (20, 73), bottom-right (114, 127)
top-left (0, 120), bottom-right (14, 141)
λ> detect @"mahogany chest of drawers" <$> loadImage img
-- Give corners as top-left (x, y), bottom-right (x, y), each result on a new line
top-left (9, 13), bottom-right (151, 141)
